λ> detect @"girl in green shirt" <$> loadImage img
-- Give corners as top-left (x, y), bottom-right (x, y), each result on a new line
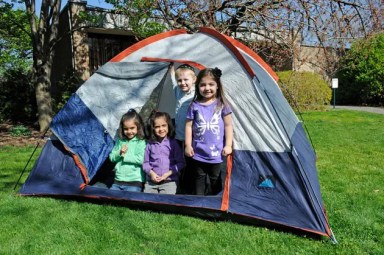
top-left (109, 109), bottom-right (147, 192)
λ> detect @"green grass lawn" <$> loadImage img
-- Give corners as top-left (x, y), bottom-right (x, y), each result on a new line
top-left (1, 110), bottom-right (383, 255)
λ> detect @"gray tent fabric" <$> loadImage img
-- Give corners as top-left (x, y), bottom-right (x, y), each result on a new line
top-left (19, 28), bottom-right (335, 241)
top-left (78, 62), bottom-right (169, 137)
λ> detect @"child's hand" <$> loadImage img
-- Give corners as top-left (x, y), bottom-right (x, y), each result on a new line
top-left (160, 170), bottom-right (172, 181)
top-left (169, 64), bottom-right (175, 76)
top-left (149, 170), bottom-right (161, 183)
top-left (120, 145), bottom-right (128, 156)
top-left (222, 145), bottom-right (232, 156)
top-left (185, 146), bottom-right (194, 157)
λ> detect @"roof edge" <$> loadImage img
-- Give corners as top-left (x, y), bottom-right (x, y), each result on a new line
top-left (198, 27), bottom-right (256, 78)
top-left (224, 35), bottom-right (280, 82)
top-left (199, 27), bottom-right (279, 82)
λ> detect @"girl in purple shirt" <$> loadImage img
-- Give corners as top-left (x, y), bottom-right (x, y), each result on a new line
top-left (143, 111), bottom-right (185, 194)
top-left (185, 67), bottom-right (233, 196)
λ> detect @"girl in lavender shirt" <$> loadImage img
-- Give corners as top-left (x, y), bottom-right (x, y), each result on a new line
top-left (185, 68), bottom-right (233, 196)
top-left (143, 111), bottom-right (185, 194)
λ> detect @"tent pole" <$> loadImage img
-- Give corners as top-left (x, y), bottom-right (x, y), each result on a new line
top-left (278, 80), bottom-right (317, 155)
top-left (252, 78), bottom-right (291, 150)
top-left (291, 146), bottom-right (332, 237)
top-left (13, 128), bottom-right (49, 191)
top-left (329, 228), bottom-right (338, 244)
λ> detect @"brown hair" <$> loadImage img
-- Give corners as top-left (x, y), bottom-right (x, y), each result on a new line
top-left (146, 110), bottom-right (175, 142)
top-left (118, 109), bottom-right (145, 140)
top-left (193, 67), bottom-right (228, 108)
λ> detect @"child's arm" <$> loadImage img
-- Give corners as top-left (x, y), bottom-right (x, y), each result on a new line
top-left (184, 119), bottom-right (194, 157)
top-left (172, 139), bottom-right (186, 172)
top-left (170, 64), bottom-right (177, 89)
top-left (123, 140), bottom-right (146, 165)
top-left (142, 144), bottom-right (152, 175)
top-left (109, 140), bottom-right (123, 163)
top-left (143, 143), bottom-right (162, 183)
top-left (165, 140), bottom-right (186, 180)
top-left (222, 114), bottom-right (233, 156)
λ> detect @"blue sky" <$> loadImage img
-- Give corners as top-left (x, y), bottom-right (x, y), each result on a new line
top-left (10, 0), bottom-right (114, 11)
top-left (67, 0), bottom-right (113, 9)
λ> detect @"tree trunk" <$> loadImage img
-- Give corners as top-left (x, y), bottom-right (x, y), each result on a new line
top-left (35, 64), bottom-right (53, 132)
top-left (25, 0), bottom-right (61, 132)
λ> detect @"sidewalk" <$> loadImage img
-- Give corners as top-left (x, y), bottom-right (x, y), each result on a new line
top-left (331, 105), bottom-right (384, 115)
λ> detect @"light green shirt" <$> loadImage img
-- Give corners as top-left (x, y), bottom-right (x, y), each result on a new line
top-left (109, 136), bottom-right (147, 182)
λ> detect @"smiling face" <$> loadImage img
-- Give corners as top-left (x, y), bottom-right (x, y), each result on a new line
top-left (175, 69), bottom-right (196, 93)
top-left (198, 75), bottom-right (218, 103)
top-left (153, 116), bottom-right (169, 141)
top-left (122, 119), bottom-right (138, 140)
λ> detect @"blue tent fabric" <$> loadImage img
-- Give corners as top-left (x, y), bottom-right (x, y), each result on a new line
top-left (20, 139), bottom-right (223, 209)
top-left (20, 138), bottom-right (327, 234)
top-left (50, 94), bottom-right (114, 182)
top-left (229, 149), bottom-right (325, 232)
top-left (19, 28), bottom-right (333, 239)
top-left (20, 139), bottom-right (84, 195)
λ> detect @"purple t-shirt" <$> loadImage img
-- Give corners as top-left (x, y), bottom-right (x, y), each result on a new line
top-left (186, 99), bottom-right (232, 163)
top-left (142, 137), bottom-right (185, 181)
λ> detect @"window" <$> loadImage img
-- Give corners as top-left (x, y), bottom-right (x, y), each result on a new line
top-left (88, 33), bottom-right (137, 74)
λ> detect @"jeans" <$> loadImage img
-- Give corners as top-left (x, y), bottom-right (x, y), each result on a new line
top-left (110, 183), bottom-right (142, 192)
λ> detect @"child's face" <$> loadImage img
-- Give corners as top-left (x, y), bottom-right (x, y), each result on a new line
top-left (198, 76), bottom-right (218, 101)
top-left (153, 116), bottom-right (168, 140)
top-left (176, 70), bottom-right (196, 92)
top-left (123, 119), bottom-right (138, 140)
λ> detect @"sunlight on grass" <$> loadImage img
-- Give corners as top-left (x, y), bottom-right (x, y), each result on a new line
top-left (1, 110), bottom-right (383, 254)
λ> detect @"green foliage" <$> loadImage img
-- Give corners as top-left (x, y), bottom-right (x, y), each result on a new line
top-left (106, 0), bottom-right (166, 38)
top-left (277, 71), bottom-right (332, 111)
top-left (1, 110), bottom-right (384, 254)
top-left (0, 67), bottom-right (36, 123)
top-left (337, 33), bottom-right (384, 106)
top-left (0, 2), bottom-right (35, 123)
top-left (52, 72), bottom-right (83, 114)
top-left (0, 2), bottom-right (32, 75)
top-left (10, 125), bottom-right (31, 137)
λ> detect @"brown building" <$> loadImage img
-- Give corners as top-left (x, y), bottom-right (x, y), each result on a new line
top-left (51, 0), bottom-right (138, 88)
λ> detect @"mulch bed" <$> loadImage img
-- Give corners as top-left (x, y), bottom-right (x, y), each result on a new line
top-left (0, 123), bottom-right (49, 147)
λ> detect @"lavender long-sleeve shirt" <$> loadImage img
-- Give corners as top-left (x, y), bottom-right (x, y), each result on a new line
top-left (142, 137), bottom-right (185, 181)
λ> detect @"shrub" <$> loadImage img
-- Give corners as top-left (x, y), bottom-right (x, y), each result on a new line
top-left (0, 67), bottom-right (36, 123)
top-left (336, 33), bottom-right (384, 106)
top-left (277, 71), bottom-right (332, 111)
top-left (10, 125), bottom-right (31, 137)
top-left (52, 72), bottom-right (82, 114)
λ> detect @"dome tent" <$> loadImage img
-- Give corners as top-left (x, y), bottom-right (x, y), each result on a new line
top-left (19, 27), bottom-right (335, 241)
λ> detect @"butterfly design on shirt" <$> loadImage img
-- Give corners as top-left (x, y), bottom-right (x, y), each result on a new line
top-left (195, 109), bottom-right (221, 140)
top-left (210, 145), bottom-right (220, 157)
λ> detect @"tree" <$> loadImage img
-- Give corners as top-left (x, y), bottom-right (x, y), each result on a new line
top-left (2, 0), bottom-right (165, 131)
top-left (109, 0), bottom-right (382, 78)
top-left (0, 1), bottom-right (32, 75)
top-left (0, 1), bottom-right (36, 123)
top-left (104, 0), bottom-right (166, 39)
top-left (21, 0), bottom-right (62, 132)
top-left (337, 33), bottom-right (384, 106)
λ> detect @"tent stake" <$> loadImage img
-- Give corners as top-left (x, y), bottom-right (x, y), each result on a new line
top-left (13, 128), bottom-right (49, 191)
